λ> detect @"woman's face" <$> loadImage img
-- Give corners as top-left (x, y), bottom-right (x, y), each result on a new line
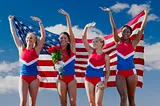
top-left (25, 33), bottom-right (36, 46)
top-left (59, 34), bottom-right (69, 46)
top-left (92, 38), bottom-right (103, 49)
top-left (122, 27), bottom-right (131, 40)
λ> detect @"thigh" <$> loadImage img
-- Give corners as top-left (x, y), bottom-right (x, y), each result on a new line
top-left (95, 83), bottom-right (104, 105)
top-left (19, 78), bottom-right (29, 102)
top-left (127, 75), bottom-right (138, 97)
top-left (56, 79), bottom-right (67, 101)
top-left (85, 80), bottom-right (95, 102)
top-left (116, 75), bottom-right (128, 96)
top-left (29, 78), bottom-right (39, 99)
top-left (68, 79), bottom-right (77, 103)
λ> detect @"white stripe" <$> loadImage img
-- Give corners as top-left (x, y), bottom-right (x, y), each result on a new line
top-left (75, 64), bottom-right (87, 68)
top-left (137, 40), bottom-right (144, 46)
top-left (76, 52), bottom-right (88, 55)
top-left (116, 51), bottom-right (135, 59)
top-left (38, 66), bottom-right (55, 71)
top-left (138, 75), bottom-right (143, 82)
top-left (108, 76), bottom-right (116, 82)
top-left (19, 58), bottom-right (38, 66)
top-left (110, 57), bottom-right (117, 63)
top-left (103, 45), bottom-right (116, 53)
top-left (110, 65), bottom-right (117, 70)
top-left (135, 64), bottom-right (144, 70)
top-left (134, 52), bottom-right (144, 59)
top-left (76, 58), bottom-right (88, 61)
top-left (39, 54), bottom-right (52, 60)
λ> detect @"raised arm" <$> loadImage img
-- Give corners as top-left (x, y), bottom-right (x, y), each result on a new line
top-left (59, 9), bottom-right (76, 53)
top-left (31, 16), bottom-right (46, 54)
top-left (82, 22), bottom-right (96, 54)
top-left (132, 9), bottom-right (148, 48)
top-left (100, 7), bottom-right (120, 44)
top-left (8, 15), bottom-right (23, 49)
top-left (104, 54), bottom-right (110, 87)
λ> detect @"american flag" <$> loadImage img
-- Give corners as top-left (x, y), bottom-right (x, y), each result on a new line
top-left (13, 10), bottom-right (145, 88)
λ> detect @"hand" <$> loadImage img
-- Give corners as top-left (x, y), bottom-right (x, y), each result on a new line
top-left (85, 22), bottom-right (96, 28)
top-left (30, 16), bottom-right (42, 23)
top-left (100, 7), bottom-right (111, 13)
top-left (58, 9), bottom-right (69, 16)
top-left (96, 81), bottom-right (105, 92)
top-left (8, 15), bottom-right (14, 21)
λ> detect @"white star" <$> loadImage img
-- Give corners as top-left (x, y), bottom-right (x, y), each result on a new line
top-left (20, 21), bottom-right (23, 24)
top-left (15, 21), bottom-right (18, 25)
top-left (48, 34), bottom-right (51, 37)
top-left (29, 26), bottom-right (32, 29)
top-left (23, 26), bottom-right (27, 30)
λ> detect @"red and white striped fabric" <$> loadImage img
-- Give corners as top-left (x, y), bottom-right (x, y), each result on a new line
top-left (38, 10), bottom-right (145, 88)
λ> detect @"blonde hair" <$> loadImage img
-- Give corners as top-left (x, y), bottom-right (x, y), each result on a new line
top-left (94, 35), bottom-right (105, 47)
top-left (26, 32), bottom-right (39, 48)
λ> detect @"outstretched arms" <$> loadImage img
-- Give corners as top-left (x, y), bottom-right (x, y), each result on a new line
top-left (82, 22), bottom-right (96, 54)
top-left (132, 9), bottom-right (148, 48)
top-left (8, 15), bottom-right (23, 49)
top-left (31, 16), bottom-right (46, 54)
top-left (59, 9), bottom-right (76, 53)
top-left (100, 7), bottom-right (120, 44)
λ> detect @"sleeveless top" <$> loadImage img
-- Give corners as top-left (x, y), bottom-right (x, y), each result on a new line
top-left (85, 50), bottom-right (106, 77)
top-left (61, 48), bottom-right (76, 75)
top-left (116, 40), bottom-right (135, 70)
top-left (19, 48), bottom-right (39, 76)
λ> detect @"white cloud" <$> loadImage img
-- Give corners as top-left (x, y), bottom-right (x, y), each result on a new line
top-left (144, 42), bottom-right (160, 71)
top-left (110, 2), bottom-right (129, 13)
top-left (147, 14), bottom-right (160, 22)
top-left (0, 76), bottom-right (19, 93)
top-left (45, 24), bottom-right (103, 39)
top-left (0, 61), bottom-right (20, 73)
top-left (0, 50), bottom-right (5, 53)
top-left (128, 4), bottom-right (150, 17)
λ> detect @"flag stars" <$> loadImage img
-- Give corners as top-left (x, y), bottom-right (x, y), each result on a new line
top-left (29, 26), bottom-right (32, 29)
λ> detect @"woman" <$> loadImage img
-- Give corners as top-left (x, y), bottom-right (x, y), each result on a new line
top-left (8, 16), bottom-right (46, 106)
top-left (82, 22), bottom-right (110, 106)
top-left (56, 9), bottom-right (77, 106)
top-left (100, 7), bottom-right (148, 106)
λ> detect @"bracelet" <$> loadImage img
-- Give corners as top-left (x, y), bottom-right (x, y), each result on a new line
top-left (39, 22), bottom-right (42, 24)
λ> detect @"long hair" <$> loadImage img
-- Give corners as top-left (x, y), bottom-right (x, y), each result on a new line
top-left (60, 32), bottom-right (71, 57)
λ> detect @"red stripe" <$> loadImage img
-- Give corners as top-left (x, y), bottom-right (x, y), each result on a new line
top-left (37, 60), bottom-right (53, 66)
top-left (134, 58), bottom-right (144, 65)
top-left (76, 48), bottom-right (87, 52)
top-left (40, 82), bottom-right (57, 88)
top-left (75, 61), bottom-right (87, 64)
top-left (38, 71), bottom-right (57, 77)
top-left (76, 55), bottom-right (88, 58)
top-left (135, 46), bottom-right (144, 52)
top-left (137, 70), bottom-right (143, 76)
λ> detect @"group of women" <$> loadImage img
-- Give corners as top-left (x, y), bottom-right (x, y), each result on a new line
top-left (8, 7), bottom-right (148, 106)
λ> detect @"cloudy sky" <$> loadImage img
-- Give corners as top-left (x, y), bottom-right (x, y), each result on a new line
top-left (0, 0), bottom-right (160, 106)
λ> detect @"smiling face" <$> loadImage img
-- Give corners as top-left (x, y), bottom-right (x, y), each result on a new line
top-left (25, 33), bottom-right (37, 47)
top-left (92, 36), bottom-right (104, 49)
top-left (59, 33), bottom-right (70, 47)
top-left (122, 26), bottom-right (132, 40)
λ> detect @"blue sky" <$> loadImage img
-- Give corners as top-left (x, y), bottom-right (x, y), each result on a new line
top-left (0, 0), bottom-right (160, 106)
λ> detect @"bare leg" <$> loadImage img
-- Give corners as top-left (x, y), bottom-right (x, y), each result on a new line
top-left (116, 75), bottom-right (128, 106)
top-left (85, 80), bottom-right (96, 106)
top-left (56, 79), bottom-right (67, 106)
top-left (95, 82), bottom-right (104, 106)
top-left (127, 75), bottom-right (138, 106)
top-left (19, 78), bottom-right (29, 106)
top-left (68, 79), bottom-right (77, 106)
top-left (29, 79), bottom-right (39, 106)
